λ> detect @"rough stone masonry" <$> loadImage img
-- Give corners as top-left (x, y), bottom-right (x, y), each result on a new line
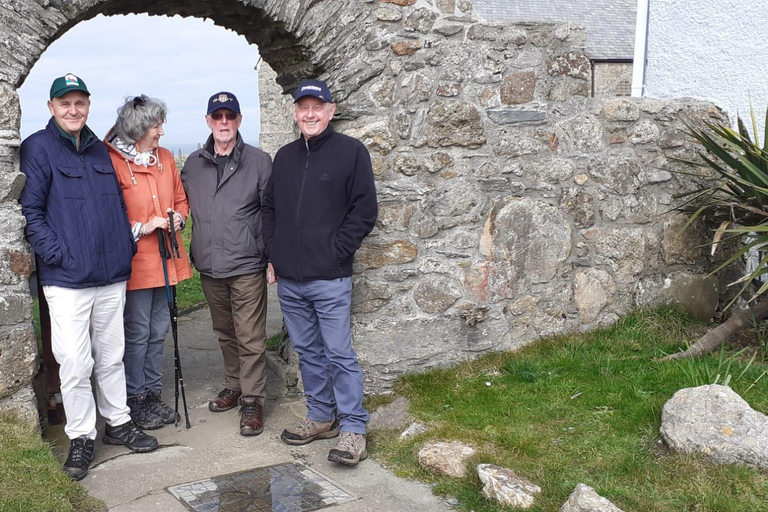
top-left (0, 0), bottom-right (721, 419)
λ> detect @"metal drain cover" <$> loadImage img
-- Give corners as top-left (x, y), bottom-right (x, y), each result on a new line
top-left (168, 461), bottom-right (356, 512)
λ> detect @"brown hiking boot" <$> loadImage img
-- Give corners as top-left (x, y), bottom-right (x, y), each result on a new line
top-left (328, 431), bottom-right (368, 466)
top-left (239, 396), bottom-right (263, 436)
top-left (280, 417), bottom-right (339, 445)
top-left (208, 388), bottom-right (241, 412)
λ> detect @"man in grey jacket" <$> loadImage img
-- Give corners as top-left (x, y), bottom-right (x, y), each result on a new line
top-left (181, 92), bottom-right (272, 436)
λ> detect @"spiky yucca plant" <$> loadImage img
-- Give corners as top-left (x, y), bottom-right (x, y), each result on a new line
top-left (672, 102), bottom-right (768, 304)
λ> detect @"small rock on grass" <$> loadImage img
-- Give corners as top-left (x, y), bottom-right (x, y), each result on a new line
top-left (418, 441), bottom-right (475, 478)
top-left (477, 464), bottom-right (541, 509)
top-left (400, 421), bottom-right (428, 439)
top-left (560, 483), bottom-right (625, 512)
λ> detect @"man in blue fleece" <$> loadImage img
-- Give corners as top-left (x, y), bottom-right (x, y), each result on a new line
top-left (262, 79), bottom-right (377, 467)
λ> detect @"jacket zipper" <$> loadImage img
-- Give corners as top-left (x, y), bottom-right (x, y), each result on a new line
top-left (295, 141), bottom-right (310, 279)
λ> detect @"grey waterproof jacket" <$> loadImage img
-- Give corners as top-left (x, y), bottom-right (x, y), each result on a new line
top-left (181, 133), bottom-right (272, 278)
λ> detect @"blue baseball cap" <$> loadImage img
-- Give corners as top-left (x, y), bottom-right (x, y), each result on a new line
top-left (207, 92), bottom-right (240, 115)
top-left (293, 79), bottom-right (333, 103)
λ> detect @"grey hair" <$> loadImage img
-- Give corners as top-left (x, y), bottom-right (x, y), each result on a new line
top-left (114, 95), bottom-right (167, 144)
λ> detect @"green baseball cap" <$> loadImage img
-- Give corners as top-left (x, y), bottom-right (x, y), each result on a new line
top-left (49, 73), bottom-right (90, 99)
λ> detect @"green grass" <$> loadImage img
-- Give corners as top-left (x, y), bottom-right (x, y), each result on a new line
top-left (0, 415), bottom-right (106, 512)
top-left (176, 216), bottom-right (205, 312)
top-left (370, 308), bottom-right (768, 512)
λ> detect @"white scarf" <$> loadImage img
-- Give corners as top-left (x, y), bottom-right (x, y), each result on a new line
top-left (113, 136), bottom-right (157, 167)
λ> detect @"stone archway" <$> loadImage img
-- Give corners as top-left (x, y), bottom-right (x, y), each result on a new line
top-left (1, 0), bottom-right (719, 420)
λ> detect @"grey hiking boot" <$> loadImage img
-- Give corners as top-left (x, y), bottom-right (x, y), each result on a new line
top-left (63, 435), bottom-right (94, 481)
top-left (146, 389), bottom-right (179, 424)
top-left (127, 395), bottom-right (164, 430)
top-left (280, 417), bottom-right (339, 446)
top-left (328, 431), bottom-right (368, 466)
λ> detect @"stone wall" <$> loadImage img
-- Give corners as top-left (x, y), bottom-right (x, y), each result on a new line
top-left (0, 0), bottom-right (720, 419)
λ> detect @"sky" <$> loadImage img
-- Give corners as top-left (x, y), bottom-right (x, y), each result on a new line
top-left (18, 14), bottom-right (263, 154)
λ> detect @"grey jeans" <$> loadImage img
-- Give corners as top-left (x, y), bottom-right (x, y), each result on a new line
top-left (123, 287), bottom-right (171, 398)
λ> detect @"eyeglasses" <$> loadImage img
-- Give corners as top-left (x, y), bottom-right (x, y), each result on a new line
top-left (133, 95), bottom-right (147, 107)
top-left (210, 111), bottom-right (238, 121)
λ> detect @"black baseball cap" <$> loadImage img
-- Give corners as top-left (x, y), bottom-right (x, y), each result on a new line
top-left (207, 92), bottom-right (240, 115)
top-left (293, 79), bottom-right (333, 103)
top-left (50, 73), bottom-right (90, 99)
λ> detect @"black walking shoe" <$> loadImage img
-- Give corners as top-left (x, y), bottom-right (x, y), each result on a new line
top-left (146, 389), bottom-right (180, 424)
top-left (103, 420), bottom-right (158, 452)
top-left (127, 395), bottom-right (164, 430)
top-left (63, 435), bottom-right (94, 481)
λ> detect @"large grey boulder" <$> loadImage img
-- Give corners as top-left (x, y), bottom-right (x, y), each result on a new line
top-left (560, 483), bottom-right (625, 512)
top-left (660, 384), bottom-right (768, 468)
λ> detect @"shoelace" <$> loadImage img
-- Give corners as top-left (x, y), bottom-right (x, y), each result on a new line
top-left (240, 403), bottom-right (259, 419)
top-left (67, 440), bottom-right (90, 464)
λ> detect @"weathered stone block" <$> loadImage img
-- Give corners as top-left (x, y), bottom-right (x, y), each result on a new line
top-left (352, 278), bottom-right (392, 313)
top-left (0, 294), bottom-right (32, 326)
top-left (500, 71), bottom-right (536, 105)
top-left (480, 197), bottom-right (572, 285)
top-left (561, 117), bottom-right (604, 152)
top-left (660, 129), bottom-right (685, 148)
top-left (414, 275), bottom-right (462, 313)
top-left (418, 100), bottom-right (487, 148)
top-left (662, 214), bottom-right (707, 264)
top-left (433, 23), bottom-right (464, 37)
top-left (546, 53), bottom-right (590, 79)
top-left (405, 8), bottom-right (438, 33)
top-left (573, 268), bottom-right (615, 323)
top-left (467, 23), bottom-right (504, 42)
top-left (436, 82), bottom-right (462, 97)
top-left (342, 121), bottom-right (396, 155)
top-left (560, 188), bottom-right (594, 227)
top-left (377, 200), bottom-right (417, 228)
top-left (0, 324), bottom-right (37, 397)
top-left (392, 40), bottom-right (423, 56)
top-left (374, 6), bottom-right (402, 21)
top-left (0, 83), bottom-right (20, 131)
top-left (602, 98), bottom-right (640, 121)
top-left (379, 0), bottom-right (416, 5)
top-left (487, 109), bottom-right (546, 124)
top-left (356, 240), bottom-right (418, 269)
top-left (629, 121), bottom-right (659, 145)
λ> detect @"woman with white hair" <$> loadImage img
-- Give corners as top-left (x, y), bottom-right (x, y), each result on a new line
top-left (105, 95), bottom-right (192, 430)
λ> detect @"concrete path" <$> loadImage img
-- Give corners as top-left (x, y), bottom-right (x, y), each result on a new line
top-left (45, 286), bottom-right (450, 512)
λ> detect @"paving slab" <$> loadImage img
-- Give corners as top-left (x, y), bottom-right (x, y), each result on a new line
top-left (45, 286), bottom-right (451, 512)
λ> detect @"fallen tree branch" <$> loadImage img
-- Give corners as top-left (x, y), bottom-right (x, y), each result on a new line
top-left (659, 297), bottom-right (768, 361)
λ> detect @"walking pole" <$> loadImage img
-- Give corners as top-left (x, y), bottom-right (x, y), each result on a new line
top-left (157, 224), bottom-right (191, 429)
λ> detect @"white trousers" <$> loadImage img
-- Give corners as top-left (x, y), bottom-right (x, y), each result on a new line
top-left (44, 282), bottom-right (131, 440)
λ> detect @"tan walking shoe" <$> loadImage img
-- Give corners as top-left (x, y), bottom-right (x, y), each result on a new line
top-left (280, 417), bottom-right (339, 445)
top-left (328, 431), bottom-right (368, 466)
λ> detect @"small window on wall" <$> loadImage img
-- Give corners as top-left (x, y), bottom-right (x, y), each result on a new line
top-left (592, 62), bottom-right (633, 98)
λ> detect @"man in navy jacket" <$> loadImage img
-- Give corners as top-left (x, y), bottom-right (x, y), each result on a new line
top-left (20, 74), bottom-right (157, 481)
top-left (263, 79), bottom-right (377, 467)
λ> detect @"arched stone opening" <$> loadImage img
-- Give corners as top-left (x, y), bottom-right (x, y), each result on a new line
top-left (1, 0), bottom-right (720, 421)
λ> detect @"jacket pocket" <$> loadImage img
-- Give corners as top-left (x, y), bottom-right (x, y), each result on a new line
top-left (93, 165), bottom-right (119, 195)
top-left (54, 166), bottom-right (85, 199)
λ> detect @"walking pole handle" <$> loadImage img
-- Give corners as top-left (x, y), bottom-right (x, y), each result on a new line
top-left (168, 210), bottom-right (181, 259)
top-left (156, 229), bottom-right (169, 259)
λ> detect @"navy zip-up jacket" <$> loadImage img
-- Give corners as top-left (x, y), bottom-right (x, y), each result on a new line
top-left (20, 117), bottom-right (135, 289)
top-left (262, 125), bottom-right (377, 281)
